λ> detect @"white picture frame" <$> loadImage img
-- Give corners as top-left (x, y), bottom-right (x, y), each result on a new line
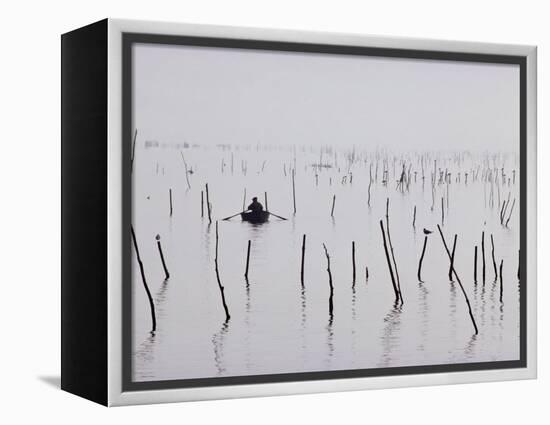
top-left (61, 18), bottom-right (537, 406)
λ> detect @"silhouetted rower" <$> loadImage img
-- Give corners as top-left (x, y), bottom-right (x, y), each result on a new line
top-left (247, 197), bottom-right (264, 212)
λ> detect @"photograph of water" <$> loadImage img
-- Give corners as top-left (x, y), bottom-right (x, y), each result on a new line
top-left (129, 42), bottom-right (520, 383)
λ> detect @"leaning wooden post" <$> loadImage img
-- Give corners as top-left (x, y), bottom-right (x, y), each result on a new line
top-left (292, 169), bottom-right (297, 214)
top-left (436, 225), bottom-right (478, 335)
top-left (242, 188), bottom-right (247, 212)
top-left (180, 152), bottom-right (192, 189)
top-left (131, 226), bottom-right (156, 333)
top-left (499, 259), bottom-right (504, 303)
top-left (352, 241), bottom-right (356, 285)
top-left (331, 195), bottom-right (336, 217)
top-left (322, 243), bottom-right (334, 317)
top-left (264, 192), bottom-right (269, 211)
top-left (156, 234), bottom-right (170, 280)
top-left (448, 234), bottom-right (457, 281)
top-left (490, 234), bottom-right (498, 281)
top-left (380, 220), bottom-right (400, 304)
top-left (505, 199), bottom-right (516, 227)
top-left (499, 200), bottom-right (506, 225)
top-left (385, 198), bottom-right (403, 304)
top-left (214, 221), bottom-right (230, 322)
top-left (244, 240), bottom-right (251, 278)
top-left (412, 205), bottom-right (417, 228)
top-left (481, 231), bottom-right (486, 284)
top-left (417, 235), bottom-right (428, 282)
top-left (205, 183), bottom-right (212, 224)
top-left (300, 234), bottom-right (306, 286)
top-left (474, 245), bottom-right (478, 283)
top-left (169, 188), bottom-right (173, 217)
top-left (201, 190), bottom-right (204, 218)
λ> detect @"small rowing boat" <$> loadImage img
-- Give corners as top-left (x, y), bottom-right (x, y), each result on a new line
top-left (241, 210), bottom-right (270, 224)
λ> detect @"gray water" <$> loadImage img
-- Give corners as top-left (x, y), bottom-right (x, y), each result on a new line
top-left (131, 145), bottom-right (520, 382)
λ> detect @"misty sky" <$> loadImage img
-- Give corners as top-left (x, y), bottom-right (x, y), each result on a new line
top-left (133, 43), bottom-right (519, 152)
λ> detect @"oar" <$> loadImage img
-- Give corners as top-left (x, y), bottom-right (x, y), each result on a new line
top-left (268, 211), bottom-right (288, 221)
top-left (222, 211), bottom-right (244, 221)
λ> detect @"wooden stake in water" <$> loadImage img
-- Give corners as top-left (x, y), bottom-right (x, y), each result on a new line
top-left (490, 234), bottom-right (498, 281)
top-left (449, 234), bottom-right (457, 281)
top-left (505, 198), bottom-right (516, 227)
top-left (131, 226), bottom-right (156, 333)
top-left (441, 196), bottom-right (445, 226)
top-left (436, 225), bottom-right (478, 335)
top-left (368, 163), bottom-right (373, 206)
top-left (169, 188), bottom-right (173, 217)
top-left (201, 190), bottom-right (204, 218)
top-left (156, 234), bottom-right (170, 280)
top-left (474, 245), bottom-right (478, 283)
top-left (205, 183), bottom-right (212, 224)
top-left (499, 259), bottom-right (504, 303)
top-left (292, 169), bottom-right (297, 214)
top-left (385, 198), bottom-right (403, 304)
top-left (180, 151), bottom-right (192, 190)
top-left (242, 188), bottom-right (247, 212)
top-left (244, 240), bottom-right (251, 278)
top-left (322, 243), bottom-right (334, 317)
top-left (300, 234), bottom-right (306, 286)
top-left (500, 201), bottom-right (506, 224)
top-left (331, 195), bottom-right (336, 217)
top-left (481, 231), bottom-right (486, 284)
top-left (417, 235), bottom-right (428, 282)
top-left (412, 205), bottom-right (417, 229)
top-left (380, 220), bottom-right (399, 305)
top-left (214, 221), bottom-right (230, 322)
top-left (352, 241), bottom-right (356, 285)
top-left (501, 192), bottom-right (511, 224)
top-left (264, 192), bottom-right (269, 211)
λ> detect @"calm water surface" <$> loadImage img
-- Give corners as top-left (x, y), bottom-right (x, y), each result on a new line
top-left (132, 145), bottom-right (520, 382)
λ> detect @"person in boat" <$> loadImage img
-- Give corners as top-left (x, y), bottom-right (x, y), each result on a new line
top-left (247, 197), bottom-right (264, 213)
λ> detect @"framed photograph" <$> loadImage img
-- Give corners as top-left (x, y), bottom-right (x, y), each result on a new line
top-left (61, 19), bottom-right (537, 406)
